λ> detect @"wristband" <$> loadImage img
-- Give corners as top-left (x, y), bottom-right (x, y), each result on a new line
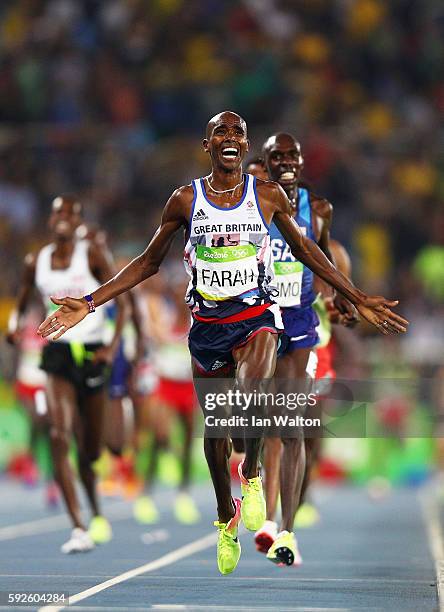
top-left (84, 294), bottom-right (96, 313)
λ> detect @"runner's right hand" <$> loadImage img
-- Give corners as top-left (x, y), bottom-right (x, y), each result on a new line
top-left (37, 296), bottom-right (89, 340)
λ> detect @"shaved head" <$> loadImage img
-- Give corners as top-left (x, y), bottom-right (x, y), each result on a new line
top-left (206, 111), bottom-right (247, 139)
top-left (262, 133), bottom-right (300, 156)
top-left (262, 132), bottom-right (304, 196)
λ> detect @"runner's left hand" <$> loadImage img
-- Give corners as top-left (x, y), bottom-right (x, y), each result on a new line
top-left (355, 296), bottom-right (409, 335)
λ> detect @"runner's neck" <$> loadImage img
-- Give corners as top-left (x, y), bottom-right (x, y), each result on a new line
top-left (207, 168), bottom-right (243, 194)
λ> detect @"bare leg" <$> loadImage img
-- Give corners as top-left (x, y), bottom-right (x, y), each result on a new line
top-left (299, 431), bottom-right (322, 508)
top-left (75, 390), bottom-right (106, 517)
top-left (193, 362), bottom-right (236, 523)
top-left (46, 375), bottom-right (84, 528)
top-left (204, 435), bottom-right (235, 523)
top-left (105, 397), bottom-right (125, 456)
top-left (266, 347), bottom-right (311, 530)
top-left (233, 331), bottom-right (278, 480)
top-left (280, 436), bottom-right (306, 531)
top-left (194, 331), bottom-right (278, 524)
top-left (264, 437), bottom-right (281, 520)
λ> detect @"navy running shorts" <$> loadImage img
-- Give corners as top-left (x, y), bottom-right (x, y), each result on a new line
top-left (189, 305), bottom-right (283, 374)
top-left (279, 305), bottom-right (320, 355)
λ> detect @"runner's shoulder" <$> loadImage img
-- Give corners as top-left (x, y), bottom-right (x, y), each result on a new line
top-left (170, 183), bottom-right (195, 203)
top-left (164, 184), bottom-right (195, 222)
top-left (255, 178), bottom-right (287, 208)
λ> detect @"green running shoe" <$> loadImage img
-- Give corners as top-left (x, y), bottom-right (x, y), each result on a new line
top-left (238, 461), bottom-right (266, 531)
top-left (214, 497), bottom-right (242, 575)
top-left (88, 515), bottom-right (112, 544)
top-left (133, 495), bottom-right (159, 524)
top-left (174, 492), bottom-right (201, 525)
top-left (266, 530), bottom-right (302, 567)
top-left (294, 502), bottom-right (320, 529)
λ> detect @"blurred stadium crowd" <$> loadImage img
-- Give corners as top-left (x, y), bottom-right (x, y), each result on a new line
top-left (0, 0), bottom-right (443, 364)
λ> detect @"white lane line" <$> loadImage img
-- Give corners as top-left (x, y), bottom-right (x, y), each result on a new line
top-left (419, 486), bottom-right (444, 611)
top-left (0, 500), bottom-right (132, 541)
top-left (38, 531), bottom-right (218, 612)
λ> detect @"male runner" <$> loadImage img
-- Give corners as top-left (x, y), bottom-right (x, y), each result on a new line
top-left (38, 112), bottom-right (408, 574)
top-left (9, 195), bottom-right (125, 553)
top-left (249, 135), bottom-right (353, 564)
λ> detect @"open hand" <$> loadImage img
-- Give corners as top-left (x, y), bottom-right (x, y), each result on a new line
top-left (356, 296), bottom-right (409, 335)
top-left (37, 296), bottom-right (89, 340)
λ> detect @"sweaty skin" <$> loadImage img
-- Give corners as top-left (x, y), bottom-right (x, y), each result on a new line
top-left (38, 113), bottom-right (408, 529)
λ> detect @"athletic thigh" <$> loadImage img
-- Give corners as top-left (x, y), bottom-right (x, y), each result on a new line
top-left (77, 390), bottom-right (106, 459)
top-left (233, 330), bottom-right (278, 379)
top-left (275, 347), bottom-right (312, 381)
top-left (45, 374), bottom-right (77, 434)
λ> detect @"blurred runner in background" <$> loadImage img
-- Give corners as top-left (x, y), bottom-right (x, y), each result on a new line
top-left (9, 196), bottom-right (125, 553)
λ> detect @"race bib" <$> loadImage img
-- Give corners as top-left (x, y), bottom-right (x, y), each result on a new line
top-left (195, 244), bottom-right (259, 301)
top-left (273, 261), bottom-right (303, 307)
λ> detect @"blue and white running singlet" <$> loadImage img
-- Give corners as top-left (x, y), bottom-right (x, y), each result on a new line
top-left (269, 187), bottom-right (316, 310)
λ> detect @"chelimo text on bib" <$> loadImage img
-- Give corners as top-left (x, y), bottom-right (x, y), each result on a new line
top-left (273, 260), bottom-right (303, 307)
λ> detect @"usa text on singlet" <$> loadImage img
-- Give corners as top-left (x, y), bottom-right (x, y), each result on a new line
top-left (269, 187), bottom-right (316, 309)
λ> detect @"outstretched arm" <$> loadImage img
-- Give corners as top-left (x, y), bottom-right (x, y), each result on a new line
top-left (38, 188), bottom-right (189, 339)
top-left (272, 184), bottom-right (408, 334)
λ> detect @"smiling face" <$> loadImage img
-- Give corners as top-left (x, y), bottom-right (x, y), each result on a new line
top-left (203, 111), bottom-right (249, 171)
top-left (263, 133), bottom-right (304, 192)
top-left (49, 196), bottom-right (82, 240)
